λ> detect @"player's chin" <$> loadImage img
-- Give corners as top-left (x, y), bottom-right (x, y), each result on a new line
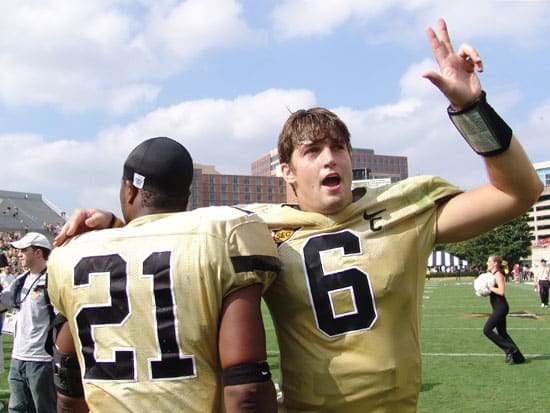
top-left (317, 194), bottom-right (351, 214)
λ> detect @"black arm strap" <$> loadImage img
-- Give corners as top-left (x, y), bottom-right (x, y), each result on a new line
top-left (53, 346), bottom-right (84, 398)
top-left (223, 361), bottom-right (272, 386)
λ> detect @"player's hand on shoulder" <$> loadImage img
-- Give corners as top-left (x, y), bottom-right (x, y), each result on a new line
top-left (54, 208), bottom-right (116, 246)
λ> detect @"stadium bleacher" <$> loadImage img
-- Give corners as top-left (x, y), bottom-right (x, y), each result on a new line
top-left (0, 190), bottom-right (65, 237)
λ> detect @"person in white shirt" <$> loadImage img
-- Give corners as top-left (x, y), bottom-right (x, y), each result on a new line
top-left (534, 259), bottom-right (550, 308)
top-left (1, 232), bottom-right (57, 413)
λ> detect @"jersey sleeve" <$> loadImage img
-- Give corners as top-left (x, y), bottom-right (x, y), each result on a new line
top-left (223, 211), bottom-right (281, 296)
top-left (46, 249), bottom-right (66, 317)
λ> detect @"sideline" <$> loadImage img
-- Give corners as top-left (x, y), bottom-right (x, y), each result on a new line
top-left (423, 352), bottom-right (550, 357)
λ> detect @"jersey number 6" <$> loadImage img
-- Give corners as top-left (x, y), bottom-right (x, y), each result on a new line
top-left (304, 230), bottom-right (377, 337)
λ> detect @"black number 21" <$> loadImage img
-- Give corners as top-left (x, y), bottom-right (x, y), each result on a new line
top-left (74, 252), bottom-right (195, 381)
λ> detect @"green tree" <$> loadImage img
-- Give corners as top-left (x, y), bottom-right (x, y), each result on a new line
top-left (444, 214), bottom-right (531, 270)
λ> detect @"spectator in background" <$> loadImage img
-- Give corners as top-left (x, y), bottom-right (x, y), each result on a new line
top-left (0, 264), bottom-right (13, 378)
top-left (522, 265), bottom-right (532, 281)
top-left (0, 239), bottom-right (9, 268)
top-left (512, 263), bottom-right (520, 283)
top-left (1, 232), bottom-right (57, 413)
top-left (0, 264), bottom-right (15, 332)
top-left (0, 265), bottom-right (16, 290)
top-left (483, 255), bottom-right (525, 364)
top-left (534, 259), bottom-right (550, 308)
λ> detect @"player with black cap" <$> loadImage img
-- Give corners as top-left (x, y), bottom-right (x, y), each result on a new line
top-left (121, 136), bottom-right (194, 214)
top-left (47, 137), bottom-right (281, 412)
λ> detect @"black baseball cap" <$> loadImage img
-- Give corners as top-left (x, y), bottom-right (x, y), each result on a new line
top-left (123, 137), bottom-right (194, 197)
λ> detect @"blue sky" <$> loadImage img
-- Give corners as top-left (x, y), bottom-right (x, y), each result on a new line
top-left (1, 0), bottom-right (549, 218)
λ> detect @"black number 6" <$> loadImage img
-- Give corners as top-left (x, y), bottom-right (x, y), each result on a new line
top-left (303, 231), bottom-right (377, 337)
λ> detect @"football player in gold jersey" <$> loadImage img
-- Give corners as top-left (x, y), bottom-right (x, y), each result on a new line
top-left (48, 137), bottom-right (281, 412)
top-left (54, 19), bottom-right (543, 412)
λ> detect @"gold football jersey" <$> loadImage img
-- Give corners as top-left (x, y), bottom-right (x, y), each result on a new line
top-left (47, 206), bottom-right (280, 413)
top-left (247, 176), bottom-right (461, 412)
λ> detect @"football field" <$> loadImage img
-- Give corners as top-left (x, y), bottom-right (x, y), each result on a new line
top-left (263, 278), bottom-right (550, 412)
top-left (0, 279), bottom-right (546, 411)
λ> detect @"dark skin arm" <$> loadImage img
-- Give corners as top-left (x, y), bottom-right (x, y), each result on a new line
top-left (53, 208), bottom-right (117, 247)
top-left (219, 284), bottom-right (277, 413)
top-left (55, 322), bottom-right (89, 413)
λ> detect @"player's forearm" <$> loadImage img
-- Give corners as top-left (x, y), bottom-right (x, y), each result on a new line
top-left (483, 136), bottom-right (543, 214)
top-left (436, 133), bottom-right (543, 244)
top-left (446, 91), bottom-right (543, 210)
top-left (56, 393), bottom-right (89, 413)
top-left (224, 382), bottom-right (277, 413)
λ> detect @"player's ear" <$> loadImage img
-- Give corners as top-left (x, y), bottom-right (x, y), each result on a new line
top-left (121, 180), bottom-right (139, 205)
top-left (280, 162), bottom-right (296, 185)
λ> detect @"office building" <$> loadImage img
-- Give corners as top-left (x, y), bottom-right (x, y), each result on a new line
top-left (251, 147), bottom-right (408, 182)
top-left (188, 163), bottom-right (287, 210)
top-left (530, 161), bottom-right (550, 263)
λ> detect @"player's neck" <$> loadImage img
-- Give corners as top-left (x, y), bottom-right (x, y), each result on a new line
top-left (29, 265), bottom-right (47, 275)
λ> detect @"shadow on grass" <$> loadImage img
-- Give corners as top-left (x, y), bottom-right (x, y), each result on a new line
top-left (420, 382), bottom-right (441, 392)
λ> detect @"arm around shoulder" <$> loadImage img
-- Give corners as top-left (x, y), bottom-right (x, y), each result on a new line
top-left (219, 284), bottom-right (277, 413)
top-left (54, 321), bottom-right (89, 413)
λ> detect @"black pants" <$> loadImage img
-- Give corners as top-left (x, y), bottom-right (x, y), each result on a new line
top-left (539, 280), bottom-right (549, 305)
top-left (483, 294), bottom-right (520, 356)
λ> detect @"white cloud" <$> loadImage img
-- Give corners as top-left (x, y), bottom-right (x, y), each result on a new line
top-left (270, 0), bottom-right (550, 48)
top-left (0, 0), bottom-right (264, 114)
top-left (107, 84), bottom-right (160, 115)
top-left (271, 0), bottom-right (394, 39)
top-left (3, 63), bottom-right (546, 215)
top-left (143, 0), bottom-right (264, 60)
top-left (517, 99), bottom-right (550, 163)
top-left (2, 0), bottom-right (548, 116)
top-left (1, 88), bottom-right (316, 213)
top-left (97, 88), bottom-right (317, 172)
top-left (0, 1), bottom-right (547, 217)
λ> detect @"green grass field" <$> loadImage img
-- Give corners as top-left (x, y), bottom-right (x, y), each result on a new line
top-left (0, 279), bottom-right (546, 412)
top-left (0, 333), bottom-right (12, 411)
top-left (263, 278), bottom-right (550, 412)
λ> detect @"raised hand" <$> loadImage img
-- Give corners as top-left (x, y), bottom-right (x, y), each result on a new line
top-left (422, 18), bottom-right (482, 110)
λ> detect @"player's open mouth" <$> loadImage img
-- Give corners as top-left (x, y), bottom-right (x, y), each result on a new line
top-left (322, 174), bottom-right (341, 188)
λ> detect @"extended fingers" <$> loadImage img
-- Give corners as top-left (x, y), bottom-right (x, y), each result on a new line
top-left (435, 18), bottom-right (452, 47)
top-left (425, 18), bottom-right (453, 61)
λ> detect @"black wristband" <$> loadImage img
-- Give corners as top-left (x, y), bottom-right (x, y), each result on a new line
top-left (109, 213), bottom-right (124, 228)
top-left (223, 361), bottom-right (272, 386)
top-left (109, 213), bottom-right (117, 228)
top-left (448, 91), bottom-right (512, 157)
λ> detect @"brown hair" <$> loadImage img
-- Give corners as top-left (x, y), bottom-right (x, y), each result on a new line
top-left (277, 107), bottom-right (352, 164)
top-left (32, 246), bottom-right (51, 261)
top-left (490, 255), bottom-right (503, 270)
